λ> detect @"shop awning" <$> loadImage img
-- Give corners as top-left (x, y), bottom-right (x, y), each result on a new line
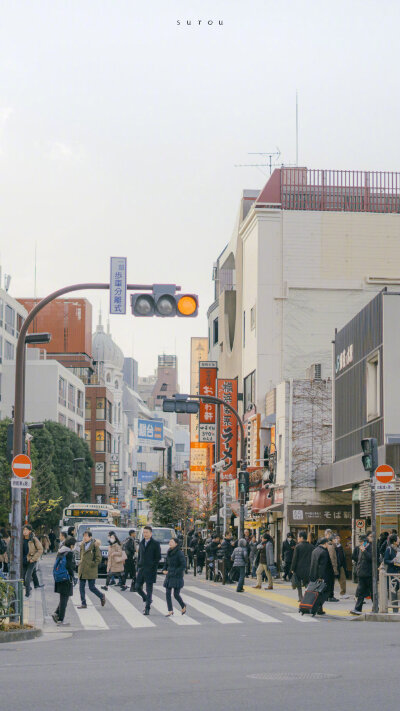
top-left (258, 502), bottom-right (283, 514)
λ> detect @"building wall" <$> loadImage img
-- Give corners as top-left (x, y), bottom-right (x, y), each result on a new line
top-left (18, 298), bottom-right (92, 357)
top-left (85, 385), bottom-right (114, 503)
top-left (0, 286), bottom-right (27, 419)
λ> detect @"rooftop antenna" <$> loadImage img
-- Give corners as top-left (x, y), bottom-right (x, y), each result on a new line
top-left (296, 91), bottom-right (299, 166)
top-left (235, 149), bottom-right (281, 177)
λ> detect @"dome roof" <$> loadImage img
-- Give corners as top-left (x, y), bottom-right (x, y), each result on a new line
top-left (92, 316), bottom-right (124, 370)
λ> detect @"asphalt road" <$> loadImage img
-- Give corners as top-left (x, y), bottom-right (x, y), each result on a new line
top-left (2, 555), bottom-right (400, 711)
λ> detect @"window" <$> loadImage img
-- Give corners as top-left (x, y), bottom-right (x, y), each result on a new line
top-left (77, 424), bottom-right (84, 439)
top-left (58, 413), bottom-right (66, 426)
top-left (96, 397), bottom-right (105, 420)
top-left (243, 311), bottom-right (246, 347)
top-left (175, 444), bottom-right (185, 452)
top-left (367, 351), bottom-right (380, 421)
top-left (59, 377), bottom-right (66, 406)
top-left (137, 462), bottom-right (147, 471)
top-left (68, 419), bottom-right (75, 431)
top-left (77, 391), bottom-right (84, 416)
top-left (278, 434), bottom-right (283, 460)
top-left (95, 430), bottom-right (105, 452)
top-left (68, 383), bottom-right (75, 411)
top-left (85, 430), bottom-right (91, 444)
top-left (250, 305), bottom-right (256, 331)
top-left (243, 370), bottom-right (256, 411)
top-left (115, 379), bottom-right (119, 390)
top-left (107, 400), bottom-right (113, 423)
top-left (85, 398), bottom-right (91, 419)
top-left (160, 383), bottom-right (168, 391)
top-left (16, 313), bottom-right (23, 335)
top-left (106, 372), bottom-right (111, 383)
top-left (4, 341), bottom-right (14, 360)
top-left (5, 304), bottom-right (15, 334)
top-left (95, 463), bottom-right (105, 485)
top-left (213, 318), bottom-right (219, 345)
top-left (106, 431), bottom-right (112, 453)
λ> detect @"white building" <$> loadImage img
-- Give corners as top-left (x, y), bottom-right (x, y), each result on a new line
top-left (2, 350), bottom-right (85, 436)
top-left (0, 271), bottom-right (27, 420)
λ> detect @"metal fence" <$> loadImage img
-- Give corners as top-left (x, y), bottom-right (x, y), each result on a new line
top-left (0, 579), bottom-right (24, 625)
top-left (378, 571), bottom-right (400, 613)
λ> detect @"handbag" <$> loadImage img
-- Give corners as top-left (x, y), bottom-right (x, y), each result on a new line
top-left (307, 579), bottom-right (327, 594)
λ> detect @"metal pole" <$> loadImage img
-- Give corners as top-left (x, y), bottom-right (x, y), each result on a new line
top-left (370, 474), bottom-right (379, 613)
top-left (216, 403), bottom-right (221, 537)
top-left (10, 280), bottom-right (156, 581)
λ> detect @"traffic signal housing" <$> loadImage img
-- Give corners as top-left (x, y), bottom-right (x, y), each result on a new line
top-left (239, 470), bottom-right (249, 500)
top-left (131, 284), bottom-right (198, 318)
top-left (163, 398), bottom-right (199, 414)
top-left (361, 437), bottom-right (378, 473)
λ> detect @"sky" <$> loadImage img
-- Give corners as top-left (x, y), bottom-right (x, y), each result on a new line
top-left (1, 0), bottom-right (400, 391)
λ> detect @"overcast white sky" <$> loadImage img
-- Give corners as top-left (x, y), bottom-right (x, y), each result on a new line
top-left (1, 0), bottom-right (400, 390)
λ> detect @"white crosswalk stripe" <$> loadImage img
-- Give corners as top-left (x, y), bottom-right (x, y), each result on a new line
top-left (153, 587), bottom-right (241, 624)
top-left (72, 588), bottom-right (109, 630)
top-left (185, 586), bottom-right (282, 623)
top-left (150, 593), bottom-right (200, 625)
top-left (283, 612), bottom-right (317, 622)
top-left (104, 586), bottom-right (155, 628)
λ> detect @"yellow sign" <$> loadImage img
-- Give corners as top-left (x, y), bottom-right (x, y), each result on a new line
top-left (190, 337), bottom-right (208, 444)
top-left (244, 520), bottom-right (261, 529)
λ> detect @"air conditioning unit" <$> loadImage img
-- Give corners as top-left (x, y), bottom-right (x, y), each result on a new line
top-left (306, 363), bottom-right (322, 380)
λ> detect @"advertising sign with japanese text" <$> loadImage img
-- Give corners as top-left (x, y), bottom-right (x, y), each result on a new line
top-left (137, 419), bottom-right (164, 443)
top-left (199, 361), bottom-right (217, 442)
top-left (190, 442), bottom-right (210, 483)
top-left (110, 257), bottom-right (127, 315)
top-left (217, 378), bottom-right (238, 481)
top-left (287, 505), bottom-right (352, 526)
top-left (190, 338), bottom-right (208, 444)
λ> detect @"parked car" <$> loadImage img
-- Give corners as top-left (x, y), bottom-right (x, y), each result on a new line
top-left (137, 527), bottom-right (176, 568)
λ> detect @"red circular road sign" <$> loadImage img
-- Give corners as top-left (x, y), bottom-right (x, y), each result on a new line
top-left (375, 464), bottom-right (395, 484)
top-left (12, 454), bottom-right (32, 479)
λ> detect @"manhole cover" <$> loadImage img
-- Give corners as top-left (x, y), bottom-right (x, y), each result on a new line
top-left (247, 673), bottom-right (339, 681)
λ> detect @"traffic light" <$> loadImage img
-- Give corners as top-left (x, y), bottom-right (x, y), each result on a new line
top-left (163, 398), bottom-right (199, 414)
top-left (6, 423), bottom-right (28, 462)
top-left (239, 470), bottom-right (249, 498)
top-left (361, 437), bottom-right (378, 473)
top-left (131, 284), bottom-right (198, 318)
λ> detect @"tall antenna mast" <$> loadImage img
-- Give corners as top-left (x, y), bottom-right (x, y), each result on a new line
top-left (296, 91), bottom-right (299, 166)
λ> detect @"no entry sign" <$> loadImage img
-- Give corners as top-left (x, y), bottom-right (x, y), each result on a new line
top-left (11, 454), bottom-right (32, 479)
top-left (375, 464), bottom-right (395, 491)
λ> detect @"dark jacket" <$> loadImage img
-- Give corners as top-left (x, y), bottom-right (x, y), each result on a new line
top-left (309, 545), bottom-right (334, 583)
top-left (219, 538), bottom-right (233, 561)
top-left (257, 540), bottom-right (274, 567)
top-left (282, 538), bottom-right (295, 563)
top-left (123, 537), bottom-right (137, 560)
top-left (206, 540), bottom-right (220, 559)
top-left (335, 544), bottom-right (347, 573)
top-left (356, 543), bottom-right (372, 579)
top-left (231, 540), bottom-right (248, 567)
top-left (384, 545), bottom-right (399, 575)
top-left (291, 541), bottom-right (313, 581)
top-left (163, 547), bottom-right (186, 589)
top-left (54, 547), bottom-right (75, 596)
top-left (137, 537), bottom-right (161, 583)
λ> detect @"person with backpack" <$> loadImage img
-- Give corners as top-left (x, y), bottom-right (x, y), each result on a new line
top-left (22, 524), bottom-right (43, 597)
top-left (77, 530), bottom-right (105, 609)
top-left (52, 536), bottom-right (76, 626)
top-left (101, 532), bottom-right (127, 591)
top-left (231, 538), bottom-right (249, 592)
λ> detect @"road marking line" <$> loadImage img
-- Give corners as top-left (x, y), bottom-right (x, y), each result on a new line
top-left (283, 612), bottom-right (317, 622)
top-left (151, 593), bottom-right (200, 625)
top-left (72, 588), bottom-right (109, 630)
top-left (154, 588), bottom-right (240, 624)
top-left (104, 586), bottom-right (155, 628)
top-left (185, 586), bottom-right (282, 623)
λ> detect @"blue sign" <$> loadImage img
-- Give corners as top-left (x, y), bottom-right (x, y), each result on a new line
top-left (138, 470), bottom-right (158, 485)
top-left (137, 419), bottom-right (164, 442)
top-left (110, 257), bottom-right (127, 315)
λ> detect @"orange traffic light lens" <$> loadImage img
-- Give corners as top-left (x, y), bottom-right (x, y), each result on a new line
top-left (177, 295), bottom-right (197, 316)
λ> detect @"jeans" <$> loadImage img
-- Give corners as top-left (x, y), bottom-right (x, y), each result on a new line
top-left (55, 594), bottom-right (69, 622)
top-left (166, 587), bottom-right (185, 612)
top-left (256, 563), bottom-right (273, 587)
top-left (235, 565), bottom-right (246, 591)
top-left (23, 562), bottom-right (40, 595)
top-left (135, 576), bottom-right (153, 610)
top-left (106, 572), bottom-right (124, 586)
top-left (79, 578), bottom-right (103, 604)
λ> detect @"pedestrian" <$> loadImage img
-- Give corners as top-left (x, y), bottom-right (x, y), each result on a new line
top-left (383, 533), bottom-right (400, 613)
top-left (220, 533), bottom-right (234, 583)
top-left (187, 529), bottom-right (195, 569)
top-left (52, 536), bottom-right (76, 626)
top-left (77, 530), bottom-right (105, 609)
top-left (123, 529), bottom-right (137, 591)
top-left (194, 534), bottom-right (205, 573)
top-left (101, 532), bottom-right (127, 591)
top-left (325, 533), bottom-right (339, 601)
top-left (22, 524), bottom-right (43, 597)
top-left (206, 534), bottom-right (220, 577)
top-left (48, 529), bottom-right (56, 553)
top-left (0, 528), bottom-right (10, 575)
top-left (291, 531), bottom-right (313, 601)
top-left (59, 531), bottom-right (67, 548)
top-left (231, 538), bottom-right (248, 592)
top-left (309, 537), bottom-right (334, 615)
top-left (253, 533), bottom-right (274, 590)
top-left (334, 534), bottom-right (349, 599)
top-left (244, 528), bottom-right (252, 576)
top-left (249, 535), bottom-right (258, 578)
top-left (135, 525), bottom-right (161, 615)
top-left (41, 533), bottom-right (50, 555)
top-left (282, 532), bottom-right (295, 581)
top-left (67, 525), bottom-right (76, 538)
top-left (163, 537), bottom-right (187, 616)
top-left (350, 533), bottom-right (373, 615)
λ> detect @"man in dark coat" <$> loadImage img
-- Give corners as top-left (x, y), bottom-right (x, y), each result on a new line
top-left (291, 531), bottom-right (313, 601)
top-left (219, 533), bottom-right (234, 582)
top-left (309, 538), bottom-right (334, 615)
top-left (123, 529), bottom-right (137, 592)
top-left (350, 533), bottom-right (373, 615)
top-left (282, 532), bottom-right (296, 581)
top-left (135, 526), bottom-right (161, 615)
top-left (52, 537), bottom-right (76, 625)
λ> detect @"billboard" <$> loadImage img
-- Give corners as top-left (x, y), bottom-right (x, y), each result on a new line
top-left (217, 378), bottom-right (238, 481)
top-left (137, 419), bottom-right (164, 443)
top-left (199, 361), bottom-right (217, 442)
top-left (190, 337), bottom-right (208, 444)
top-left (190, 442), bottom-right (211, 483)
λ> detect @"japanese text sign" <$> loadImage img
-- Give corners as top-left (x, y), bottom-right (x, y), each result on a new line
top-left (217, 378), bottom-right (238, 481)
top-left (199, 361), bottom-right (217, 442)
top-left (137, 419), bottom-right (164, 442)
top-left (110, 257), bottom-right (127, 315)
top-left (287, 505), bottom-right (352, 526)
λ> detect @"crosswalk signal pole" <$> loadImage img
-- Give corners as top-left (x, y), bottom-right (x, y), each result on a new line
top-left (361, 437), bottom-right (379, 613)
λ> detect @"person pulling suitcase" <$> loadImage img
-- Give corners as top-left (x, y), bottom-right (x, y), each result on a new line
top-left (300, 538), bottom-right (333, 616)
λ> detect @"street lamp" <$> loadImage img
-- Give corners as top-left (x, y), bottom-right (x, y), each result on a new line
top-left (153, 446), bottom-right (166, 478)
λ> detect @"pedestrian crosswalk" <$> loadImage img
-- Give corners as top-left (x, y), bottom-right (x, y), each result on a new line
top-left (48, 584), bottom-right (320, 632)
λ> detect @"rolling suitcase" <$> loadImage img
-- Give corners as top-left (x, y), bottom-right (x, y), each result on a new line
top-left (299, 580), bottom-right (327, 616)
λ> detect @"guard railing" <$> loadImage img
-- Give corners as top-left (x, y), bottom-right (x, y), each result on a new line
top-left (378, 571), bottom-right (400, 613)
top-left (0, 579), bottom-right (24, 625)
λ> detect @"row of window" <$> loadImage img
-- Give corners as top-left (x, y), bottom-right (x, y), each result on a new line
top-left (58, 413), bottom-right (84, 438)
top-left (85, 397), bottom-right (113, 423)
top-left (58, 377), bottom-right (84, 413)
top-left (85, 429), bottom-right (112, 453)
top-left (0, 334), bottom-right (15, 361)
top-left (0, 299), bottom-right (23, 337)
top-left (208, 304), bottom-right (256, 351)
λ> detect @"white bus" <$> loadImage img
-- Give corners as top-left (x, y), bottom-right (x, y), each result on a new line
top-left (60, 503), bottom-right (121, 528)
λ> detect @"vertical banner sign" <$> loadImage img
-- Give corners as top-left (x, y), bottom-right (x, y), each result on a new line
top-left (110, 257), bottom-right (127, 315)
top-left (217, 379), bottom-right (238, 481)
top-left (199, 361), bottom-right (217, 442)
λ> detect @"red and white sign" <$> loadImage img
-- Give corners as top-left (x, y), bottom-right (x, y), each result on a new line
top-left (199, 362), bottom-right (217, 443)
top-left (217, 378), bottom-right (238, 482)
top-left (375, 464), bottom-right (395, 491)
top-left (12, 454), bottom-right (32, 479)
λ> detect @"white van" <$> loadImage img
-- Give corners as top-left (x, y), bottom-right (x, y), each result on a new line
top-left (137, 527), bottom-right (176, 568)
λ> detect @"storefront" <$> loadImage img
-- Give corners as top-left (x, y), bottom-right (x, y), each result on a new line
top-left (287, 503), bottom-right (353, 570)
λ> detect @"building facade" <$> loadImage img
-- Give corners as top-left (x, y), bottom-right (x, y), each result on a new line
top-left (0, 274), bottom-right (27, 420)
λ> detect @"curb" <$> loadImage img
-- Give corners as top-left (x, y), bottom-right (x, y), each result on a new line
top-left (0, 627), bottom-right (43, 643)
top-left (354, 613), bottom-right (400, 622)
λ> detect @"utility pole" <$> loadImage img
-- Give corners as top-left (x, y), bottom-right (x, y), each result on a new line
top-left (361, 437), bottom-right (379, 613)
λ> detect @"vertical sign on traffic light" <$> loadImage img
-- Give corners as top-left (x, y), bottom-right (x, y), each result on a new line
top-left (110, 257), bottom-right (127, 314)
top-left (217, 379), bottom-right (238, 481)
top-left (198, 361), bottom-right (218, 443)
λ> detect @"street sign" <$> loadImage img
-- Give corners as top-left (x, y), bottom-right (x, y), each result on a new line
top-left (356, 519), bottom-right (366, 533)
top-left (110, 257), bottom-right (127, 315)
top-left (110, 454), bottom-right (119, 464)
top-left (11, 477), bottom-right (32, 489)
top-left (375, 464), bottom-right (395, 491)
top-left (11, 454), bottom-right (32, 479)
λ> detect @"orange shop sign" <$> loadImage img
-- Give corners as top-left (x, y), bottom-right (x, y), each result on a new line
top-left (217, 378), bottom-right (238, 481)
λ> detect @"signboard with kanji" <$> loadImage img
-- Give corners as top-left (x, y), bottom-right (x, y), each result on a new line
top-left (287, 504), bottom-right (352, 526)
top-left (12, 454), bottom-right (32, 479)
top-left (199, 361), bottom-right (217, 442)
top-left (190, 442), bottom-right (210, 483)
top-left (217, 378), bottom-right (238, 481)
top-left (190, 337), bottom-right (208, 444)
top-left (137, 419), bottom-right (164, 443)
top-left (375, 464), bottom-right (395, 491)
top-left (110, 257), bottom-right (127, 315)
